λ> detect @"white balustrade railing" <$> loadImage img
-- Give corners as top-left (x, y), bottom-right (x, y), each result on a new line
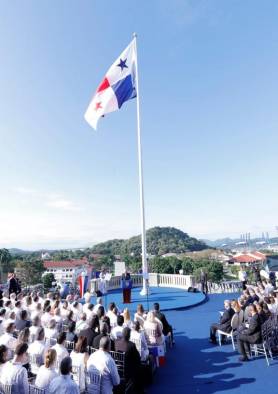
top-left (91, 273), bottom-right (194, 292)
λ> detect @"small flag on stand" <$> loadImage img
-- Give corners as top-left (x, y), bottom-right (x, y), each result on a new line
top-left (84, 39), bottom-right (137, 130)
top-left (78, 274), bottom-right (88, 298)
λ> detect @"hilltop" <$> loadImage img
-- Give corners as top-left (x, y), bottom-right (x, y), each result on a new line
top-left (91, 226), bottom-right (208, 256)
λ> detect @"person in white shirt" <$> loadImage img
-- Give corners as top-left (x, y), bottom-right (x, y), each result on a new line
top-left (0, 309), bottom-right (6, 336)
top-left (82, 292), bottom-right (92, 314)
top-left (45, 319), bottom-right (58, 343)
top-left (29, 315), bottom-right (41, 342)
top-left (123, 308), bottom-right (133, 328)
top-left (238, 267), bottom-right (248, 290)
top-left (48, 356), bottom-right (79, 394)
top-left (111, 315), bottom-right (124, 340)
top-left (53, 308), bottom-right (63, 330)
top-left (87, 336), bottom-right (120, 394)
top-left (30, 303), bottom-right (42, 321)
top-left (130, 321), bottom-right (149, 361)
top-left (61, 301), bottom-right (70, 319)
top-left (70, 336), bottom-right (89, 392)
top-left (28, 327), bottom-right (48, 361)
top-left (35, 349), bottom-right (58, 390)
top-left (75, 313), bottom-right (88, 334)
top-left (0, 342), bottom-right (29, 394)
top-left (0, 322), bottom-right (17, 358)
top-left (51, 332), bottom-right (69, 370)
top-left (71, 302), bottom-right (81, 322)
top-left (41, 305), bottom-right (52, 327)
top-left (106, 302), bottom-right (118, 328)
top-left (93, 297), bottom-right (105, 315)
top-left (134, 304), bottom-right (147, 328)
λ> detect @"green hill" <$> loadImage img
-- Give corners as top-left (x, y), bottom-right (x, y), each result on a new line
top-left (92, 226), bottom-right (208, 256)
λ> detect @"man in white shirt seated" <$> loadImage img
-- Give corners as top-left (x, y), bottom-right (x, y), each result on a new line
top-left (48, 356), bottom-right (79, 394)
top-left (28, 327), bottom-right (48, 361)
top-left (45, 319), bottom-right (59, 343)
top-left (75, 313), bottom-right (88, 334)
top-left (71, 301), bottom-right (81, 322)
top-left (111, 315), bottom-right (124, 340)
top-left (82, 292), bottom-right (92, 314)
top-left (93, 297), bottom-right (105, 315)
top-left (0, 322), bottom-right (17, 358)
top-left (0, 343), bottom-right (29, 394)
top-left (87, 336), bottom-right (120, 394)
top-left (41, 305), bottom-right (52, 327)
top-left (51, 332), bottom-right (69, 369)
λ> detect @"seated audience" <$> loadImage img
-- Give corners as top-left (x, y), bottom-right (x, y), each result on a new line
top-left (70, 336), bottom-right (89, 392)
top-left (153, 302), bottom-right (175, 344)
top-left (144, 311), bottom-right (164, 345)
top-left (93, 322), bottom-right (109, 349)
top-left (79, 315), bottom-right (99, 347)
top-left (134, 304), bottom-right (147, 328)
top-left (111, 315), bottom-right (124, 340)
top-left (209, 300), bottom-right (235, 344)
top-left (75, 312), bottom-right (88, 334)
top-left (237, 304), bottom-right (262, 361)
top-left (0, 343), bottom-right (29, 394)
top-left (65, 321), bottom-right (78, 343)
top-left (0, 322), bottom-right (17, 358)
top-left (28, 327), bottom-right (48, 360)
top-left (123, 308), bottom-right (133, 328)
top-left (51, 332), bottom-right (69, 367)
top-left (35, 349), bottom-right (58, 390)
top-left (130, 321), bottom-right (149, 361)
top-left (48, 356), bottom-right (79, 394)
top-left (87, 336), bottom-right (120, 394)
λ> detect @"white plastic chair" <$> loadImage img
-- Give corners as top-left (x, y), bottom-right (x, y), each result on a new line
top-left (217, 313), bottom-right (241, 350)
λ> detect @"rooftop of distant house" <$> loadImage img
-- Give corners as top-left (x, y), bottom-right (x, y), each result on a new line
top-left (43, 258), bottom-right (89, 269)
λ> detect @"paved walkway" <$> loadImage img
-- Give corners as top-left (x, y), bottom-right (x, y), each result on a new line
top-left (149, 293), bottom-right (278, 394)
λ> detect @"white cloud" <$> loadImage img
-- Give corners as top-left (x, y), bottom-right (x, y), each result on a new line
top-left (46, 198), bottom-right (81, 211)
top-left (14, 187), bottom-right (37, 195)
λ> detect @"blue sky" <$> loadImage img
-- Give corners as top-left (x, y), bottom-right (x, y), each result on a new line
top-left (1, 0), bottom-right (278, 249)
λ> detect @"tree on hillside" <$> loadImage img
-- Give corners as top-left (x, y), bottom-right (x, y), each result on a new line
top-left (0, 248), bottom-right (12, 281)
top-left (15, 260), bottom-right (44, 287)
top-left (42, 273), bottom-right (55, 290)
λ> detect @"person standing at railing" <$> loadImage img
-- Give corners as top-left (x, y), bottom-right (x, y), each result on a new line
top-left (200, 270), bottom-right (208, 294)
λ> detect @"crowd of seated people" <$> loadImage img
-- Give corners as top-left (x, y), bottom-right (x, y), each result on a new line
top-left (209, 277), bottom-right (277, 362)
top-left (0, 287), bottom-right (174, 393)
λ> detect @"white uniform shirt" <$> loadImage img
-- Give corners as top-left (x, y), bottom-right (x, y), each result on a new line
top-left (0, 360), bottom-right (29, 394)
top-left (48, 374), bottom-right (79, 394)
top-left (35, 365), bottom-right (58, 390)
top-left (87, 349), bottom-right (120, 394)
top-left (28, 340), bottom-right (48, 359)
top-left (111, 325), bottom-right (124, 340)
top-left (51, 344), bottom-right (68, 368)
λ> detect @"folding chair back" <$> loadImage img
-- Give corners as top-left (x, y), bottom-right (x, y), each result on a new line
top-left (145, 329), bottom-right (158, 345)
top-left (85, 368), bottom-right (101, 394)
top-left (0, 383), bottom-right (13, 394)
top-left (65, 340), bottom-right (75, 352)
top-left (110, 350), bottom-right (125, 377)
top-left (29, 385), bottom-right (46, 394)
top-left (71, 365), bottom-right (81, 387)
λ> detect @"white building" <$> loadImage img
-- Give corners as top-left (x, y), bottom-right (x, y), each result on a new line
top-left (43, 259), bottom-right (91, 284)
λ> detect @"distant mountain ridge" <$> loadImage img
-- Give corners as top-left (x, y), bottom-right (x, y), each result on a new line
top-left (91, 226), bottom-right (208, 256)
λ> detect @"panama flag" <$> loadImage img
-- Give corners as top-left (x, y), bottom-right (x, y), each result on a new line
top-left (78, 274), bottom-right (89, 298)
top-left (84, 39), bottom-right (137, 130)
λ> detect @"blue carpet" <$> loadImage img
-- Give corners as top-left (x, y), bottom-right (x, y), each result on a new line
top-left (149, 293), bottom-right (278, 394)
top-left (90, 287), bottom-right (205, 314)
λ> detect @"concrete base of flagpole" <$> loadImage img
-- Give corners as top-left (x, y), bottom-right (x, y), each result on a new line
top-left (140, 279), bottom-right (151, 296)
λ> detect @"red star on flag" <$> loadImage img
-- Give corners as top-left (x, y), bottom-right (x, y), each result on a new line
top-left (94, 102), bottom-right (102, 111)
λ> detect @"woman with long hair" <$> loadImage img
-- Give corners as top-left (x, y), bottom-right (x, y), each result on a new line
top-left (35, 349), bottom-right (58, 389)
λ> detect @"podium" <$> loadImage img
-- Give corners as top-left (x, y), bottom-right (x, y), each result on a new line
top-left (121, 279), bottom-right (133, 303)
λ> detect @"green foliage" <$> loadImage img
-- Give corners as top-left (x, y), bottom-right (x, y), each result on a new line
top-left (15, 260), bottom-right (45, 287)
top-left (42, 273), bottom-right (55, 289)
top-left (91, 227), bottom-right (208, 256)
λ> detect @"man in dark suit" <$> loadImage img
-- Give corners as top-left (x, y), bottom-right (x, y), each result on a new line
top-left (121, 270), bottom-right (132, 303)
top-left (8, 273), bottom-right (18, 296)
top-left (237, 304), bottom-right (262, 361)
top-left (117, 327), bottom-right (143, 394)
top-left (92, 322), bottom-right (109, 349)
top-left (153, 302), bottom-right (175, 344)
top-left (79, 315), bottom-right (99, 347)
top-left (210, 300), bottom-right (235, 344)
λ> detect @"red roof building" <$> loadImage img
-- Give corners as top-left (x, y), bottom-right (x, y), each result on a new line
top-left (230, 251), bottom-right (266, 265)
top-left (43, 258), bottom-right (88, 269)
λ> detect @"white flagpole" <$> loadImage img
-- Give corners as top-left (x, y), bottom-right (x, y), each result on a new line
top-left (133, 33), bottom-right (148, 296)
